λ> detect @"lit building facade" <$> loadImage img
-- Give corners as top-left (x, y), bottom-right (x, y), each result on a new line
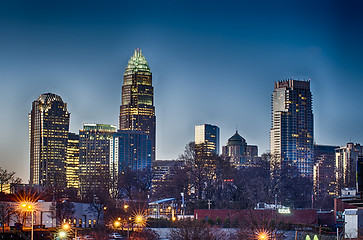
top-left (313, 145), bottom-right (339, 198)
top-left (195, 124), bottom-right (220, 155)
top-left (119, 49), bottom-right (156, 162)
top-left (335, 142), bottom-right (363, 193)
top-left (270, 79), bottom-right (314, 177)
top-left (66, 132), bottom-right (79, 189)
top-left (29, 93), bottom-right (70, 188)
top-left (246, 145), bottom-right (258, 163)
top-left (79, 124), bottom-right (116, 199)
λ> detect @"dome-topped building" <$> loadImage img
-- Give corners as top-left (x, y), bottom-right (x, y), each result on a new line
top-left (227, 131), bottom-right (247, 146)
top-left (222, 130), bottom-right (258, 167)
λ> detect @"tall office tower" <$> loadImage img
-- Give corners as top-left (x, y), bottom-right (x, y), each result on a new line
top-left (66, 132), bottom-right (79, 189)
top-left (270, 79), bottom-right (314, 177)
top-left (335, 142), bottom-right (363, 194)
top-left (29, 93), bottom-right (70, 188)
top-left (119, 49), bottom-right (156, 162)
top-left (195, 124), bottom-right (220, 155)
top-left (313, 145), bottom-right (339, 204)
top-left (109, 130), bottom-right (152, 197)
top-left (79, 124), bottom-right (116, 199)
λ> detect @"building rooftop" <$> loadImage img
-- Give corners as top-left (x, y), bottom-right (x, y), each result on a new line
top-left (227, 131), bottom-right (246, 146)
top-left (125, 48), bottom-right (150, 74)
top-left (37, 93), bottom-right (64, 104)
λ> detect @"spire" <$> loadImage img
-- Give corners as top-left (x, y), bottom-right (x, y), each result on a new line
top-left (125, 49), bottom-right (150, 74)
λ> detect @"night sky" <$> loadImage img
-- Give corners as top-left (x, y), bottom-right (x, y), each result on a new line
top-left (1, 0), bottom-right (363, 182)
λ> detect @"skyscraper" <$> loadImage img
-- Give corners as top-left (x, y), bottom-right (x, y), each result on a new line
top-left (110, 130), bottom-right (152, 173)
top-left (313, 144), bottom-right (339, 206)
top-left (195, 124), bottom-right (220, 155)
top-left (79, 123), bottom-right (116, 199)
top-left (270, 79), bottom-right (314, 177)
top-left (29, 93), bottom-right (70, 188)
top-left (66, 132), bottom-right (79, 189)
top-left (119, 49), bottom-right (156, 162)
top-left (109, 130), bottom-right (152, 197)
top-left (335, 142), bottom-right (363, 193)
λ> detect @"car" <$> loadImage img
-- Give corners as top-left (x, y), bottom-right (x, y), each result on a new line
top-left (75, 235), bottom-right (93, 240)
top-left (108, 232), bottom-right (124, 239)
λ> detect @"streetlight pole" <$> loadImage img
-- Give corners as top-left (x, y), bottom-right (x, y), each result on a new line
top-left (20, 202), bottom-right (34, 240)
top-left (31, 210), bottom-right (33, 240)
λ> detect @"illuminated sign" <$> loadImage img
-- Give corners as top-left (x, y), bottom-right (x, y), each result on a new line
top-left (278, 208), bottom-right (291, 214)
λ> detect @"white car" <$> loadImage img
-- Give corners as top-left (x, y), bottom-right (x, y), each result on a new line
top-left (108, 232), bottom-right (124, 239)
top-left (75, 236), bottom-right (93, 240)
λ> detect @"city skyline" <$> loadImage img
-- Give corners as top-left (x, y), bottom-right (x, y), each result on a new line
top-left (1, 0), bottom-right (363, 182)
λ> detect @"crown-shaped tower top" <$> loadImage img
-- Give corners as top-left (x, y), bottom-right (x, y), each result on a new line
top-left (125, 48), bottom-right (150, 75)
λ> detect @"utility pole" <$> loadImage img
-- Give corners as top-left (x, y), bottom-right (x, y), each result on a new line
top-left (180, 192), bottom-right (185, 218)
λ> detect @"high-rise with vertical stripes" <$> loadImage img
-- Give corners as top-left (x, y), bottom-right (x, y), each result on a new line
top-left (270, 79), bottom-right (314, 177)
top-left (29, 93), bottom-right (70, 188)
top-left (119, 49), bottom-right (156, 162)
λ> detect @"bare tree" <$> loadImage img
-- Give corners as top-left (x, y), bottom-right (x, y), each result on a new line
top-left (88, 196), bottom-right (106, 227)
top-left (0, 202), bottom-right (13, 232)
top-left (169, 219), bottom-right (224, 240)
top-left (0, 167), bottom-right (21, 192)
top-left (117, 168), bottom-right (137, 200)
top-left (131, 228), bottom-right (159, 240)
top-left (49, 200), bottom-right (75, 226)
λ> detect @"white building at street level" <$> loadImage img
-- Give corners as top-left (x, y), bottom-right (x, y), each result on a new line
top-left (344, 208), bottom-right (363, 239)
top-left (1, 200), bottom-right (100, 229)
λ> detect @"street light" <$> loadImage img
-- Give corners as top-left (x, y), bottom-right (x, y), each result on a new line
top-left (19, 202), bottom-right (35, 240)
top-left (58, 230), bottom-right (67, 239)
top-left (61, 222), bottom-right (77, 239)
top-left (62, 223), bottom-right (70, 231)
top-left (256, 230), bottom-right (271, 240)
top-left (114, 220), bottom-right (121, 228)
top-left (134, 213), bottom-right (147, 229)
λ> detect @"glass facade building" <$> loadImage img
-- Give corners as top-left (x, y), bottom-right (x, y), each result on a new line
top-left (79, 123), bottom-right (116, 199)
top-left (109, 130), bottom-right (152, 196)
top-left (270, 79), bottom-right (314, 177)
top-left (29, 93), bottom-right (70, 188)
top-left (66, 132), bottom-right (79, 189)
top-left (195, 124), bottom-right (220, 155)
top-left (119, 49), bottom-right (156, 162)
top-left (313, 144), bottom-right (339, 198)
top-left (335, 142), bottom-right (363, 194)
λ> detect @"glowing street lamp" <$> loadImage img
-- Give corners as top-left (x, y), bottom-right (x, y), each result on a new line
top-left (114, 220), bottom-right (121, 228)
top-left (256, 230), bottom-right (270, 240)
top-left (19, 202), bottom-right (35, 240)
top-left (58, 230), bottom-right (67, 239)
top-left (61, 222), bottom-right (77, 239)
top-left (62, 223), bottom-right (70, 231)
top-left (134, 214), bottom-right (146, 228)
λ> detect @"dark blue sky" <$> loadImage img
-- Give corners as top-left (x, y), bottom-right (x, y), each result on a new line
top-left (1, 0), bottom-right (363, 181)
